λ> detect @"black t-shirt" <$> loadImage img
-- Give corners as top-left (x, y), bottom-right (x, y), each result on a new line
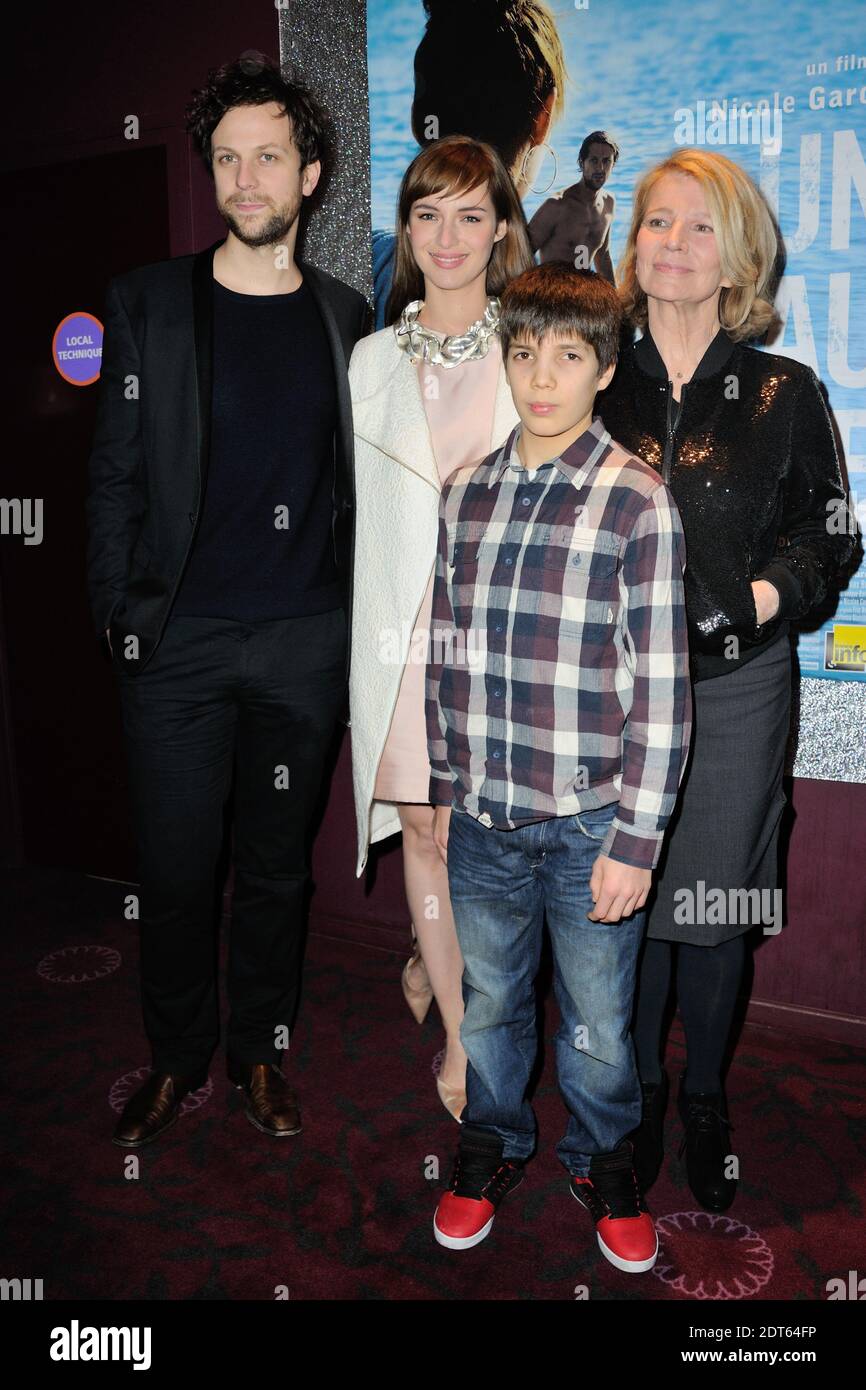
top-left (173, 275), bottom-right (341, 620)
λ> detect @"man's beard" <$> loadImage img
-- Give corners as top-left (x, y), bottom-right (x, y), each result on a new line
top-left (218, 190), bottom-right (303, 248)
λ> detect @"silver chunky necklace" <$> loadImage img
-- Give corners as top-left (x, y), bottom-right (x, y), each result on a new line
top-left (394, 296), bottom-right (501, 367)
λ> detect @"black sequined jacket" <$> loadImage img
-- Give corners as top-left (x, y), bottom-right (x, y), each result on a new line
top-left (596, 327), bottom-right (857, 680)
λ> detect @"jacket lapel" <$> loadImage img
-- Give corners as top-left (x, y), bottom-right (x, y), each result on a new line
top-left (300, 259), bottom-right (351, 365)
top-left (352, 341), bottom-right (518, 492)
top-left (299, 261), bottom-right (354, 502)
top-left (191, 241), bottom-right (219, 506)
top-left (352, 345), bottom-right (440, 491)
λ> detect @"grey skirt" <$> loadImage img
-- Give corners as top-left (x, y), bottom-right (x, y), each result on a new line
top-left (645, 634), bottom-right (793, 946)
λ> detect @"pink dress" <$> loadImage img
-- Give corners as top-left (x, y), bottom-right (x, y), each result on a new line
top-left (373, 342), bottom-right (502, 802)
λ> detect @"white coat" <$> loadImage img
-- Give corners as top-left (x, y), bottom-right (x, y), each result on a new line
top-left (348, 325), bottom-right (520, 878)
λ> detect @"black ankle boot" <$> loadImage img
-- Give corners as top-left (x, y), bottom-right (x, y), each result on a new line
top-left (677, 1073), bottom-right (737, 1211)
top-left (628, 1067), bottom-right (669, 1194)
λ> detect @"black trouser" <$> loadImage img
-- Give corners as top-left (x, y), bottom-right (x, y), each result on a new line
top-left (114, 607), bottom-right (347, 1076)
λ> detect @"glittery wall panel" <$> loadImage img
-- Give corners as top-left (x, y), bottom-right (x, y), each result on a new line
top-left (280, 4), bottom-right (864, 785)
top-left (278, 0), bottom-right (373, 304)
top-left (791, 679), bottom-right (866, 781)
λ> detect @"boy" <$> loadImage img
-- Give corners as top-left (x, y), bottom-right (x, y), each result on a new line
top-left (424, 263), bottom-right (691, 1271)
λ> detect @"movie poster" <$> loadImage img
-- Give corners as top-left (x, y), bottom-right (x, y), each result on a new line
top-left (366, 0), bottom-right (865, 684)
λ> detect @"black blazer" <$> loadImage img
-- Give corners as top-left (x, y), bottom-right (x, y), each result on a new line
top-left (85, 238), bottom-right (369, 676)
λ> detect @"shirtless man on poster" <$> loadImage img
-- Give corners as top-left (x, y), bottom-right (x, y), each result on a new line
top-left (528, 131), bottom-right (619, 283)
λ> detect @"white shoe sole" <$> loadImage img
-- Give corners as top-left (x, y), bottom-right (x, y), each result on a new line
top-left (597, 1228), bottom-right (659, 1273)
top-left (570, 1184), bottom-right (659, 1272)
top-left (433, 1212), bottom-right (495, 1249)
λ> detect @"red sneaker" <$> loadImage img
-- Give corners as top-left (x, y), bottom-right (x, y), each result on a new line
top-left (569, 1140), bottom-right (658, 1272)
top-left (434, 1128), bottom-right (525, 1250)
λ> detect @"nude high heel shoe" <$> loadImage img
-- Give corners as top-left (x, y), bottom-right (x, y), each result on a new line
top-left (401, 927), bottom-right (433, 1024)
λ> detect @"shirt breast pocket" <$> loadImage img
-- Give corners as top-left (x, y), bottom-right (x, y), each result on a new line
top-left (539, 529), bottom-right (621, 631)
top-left (447, 519), bottom-right (487, 568)
top-left (446, 520), bottom-right (488, 620)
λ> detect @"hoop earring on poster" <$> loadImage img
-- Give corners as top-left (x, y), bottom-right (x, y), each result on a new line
top-left (520, 142), bottom-right (557, 196)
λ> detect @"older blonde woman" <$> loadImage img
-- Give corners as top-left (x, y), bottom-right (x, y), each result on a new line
top-left (349, 136), bottom-right (533, 1120)
top-left (597, 148), bottom-right (856, 1210)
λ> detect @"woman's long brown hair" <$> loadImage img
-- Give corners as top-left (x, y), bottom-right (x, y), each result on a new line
top-left (385, 135), bottom-right (535, 327)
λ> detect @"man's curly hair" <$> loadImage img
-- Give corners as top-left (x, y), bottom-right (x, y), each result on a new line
top-left (184, 51), bottom-right (331, 179)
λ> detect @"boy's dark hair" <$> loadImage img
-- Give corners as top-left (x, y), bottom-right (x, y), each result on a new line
top-left (578, 130), bottom-right (620, 166)
top-left (499, 263), bottom-right (622, 372)
top-left (184, 52), bottom-right (331, 179)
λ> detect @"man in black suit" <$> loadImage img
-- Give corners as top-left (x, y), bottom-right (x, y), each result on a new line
top-left (86, 54), bottom-right (369, 1147)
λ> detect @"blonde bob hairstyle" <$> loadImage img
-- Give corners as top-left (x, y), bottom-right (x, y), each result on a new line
top-left (385, 134), bottom-right (534, 327)
top-left (617, 148), bottom-right (780, 343)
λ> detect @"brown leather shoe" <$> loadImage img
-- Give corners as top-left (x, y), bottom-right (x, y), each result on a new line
top-left (227, 1059), bottom-right (302, 1137)
top-left (112, 1068), bottom-right (206, 1148)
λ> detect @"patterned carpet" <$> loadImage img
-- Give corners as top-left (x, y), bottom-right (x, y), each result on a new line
top-left (2, 866), bottom-right (864, 1301)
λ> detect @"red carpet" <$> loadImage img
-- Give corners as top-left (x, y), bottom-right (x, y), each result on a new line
top-left (2, 866), bottom-right (864, 1301)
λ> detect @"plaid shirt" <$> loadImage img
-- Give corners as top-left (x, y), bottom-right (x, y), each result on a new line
top-left (425, 415), bottom-right (692, 870)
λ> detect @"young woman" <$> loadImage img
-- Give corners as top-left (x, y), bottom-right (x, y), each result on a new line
top-left (349, 135), bottom-right (534, 1121)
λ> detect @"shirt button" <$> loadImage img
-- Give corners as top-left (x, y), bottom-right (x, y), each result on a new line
top-left (572, 554), bottom-right (582, 565)
top-left (492, 749), bottom-right (502, 759)
top-left (521, 496), bottom-right (531, 506)
top-left (494, 624), bottom-right (503, 634)
top-left (504, 556), bottom-right (513, 566)
top-left (494, 687), bottom-right (504, 697)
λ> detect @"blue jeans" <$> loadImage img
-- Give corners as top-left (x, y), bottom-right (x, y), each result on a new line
top-left (446, 803), bottom-right (646, 1177)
